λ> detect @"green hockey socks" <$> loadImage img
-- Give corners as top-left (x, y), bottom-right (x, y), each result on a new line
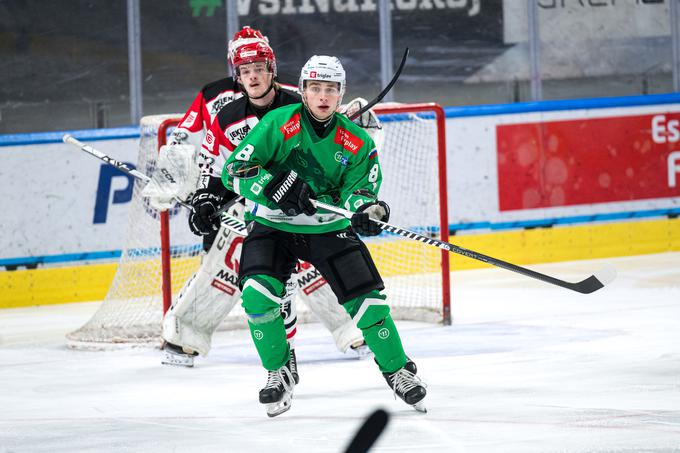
top-left (343, 292), bottom-right (408, 373)
top-left (241, 275), bottom-right (289, 371)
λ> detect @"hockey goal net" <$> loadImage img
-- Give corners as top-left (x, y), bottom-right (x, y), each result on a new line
top-left (66, 103), bottom-right (450, 348)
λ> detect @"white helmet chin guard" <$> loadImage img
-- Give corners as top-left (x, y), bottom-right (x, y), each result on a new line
top-left (299, 55), bottom-right (346, 107)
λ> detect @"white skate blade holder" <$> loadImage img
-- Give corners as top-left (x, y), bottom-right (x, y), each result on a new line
top-left (161, 349), bottom-right (195, 368)
top-left (350, 343), bottom-right (373, 359)
top-left (266, 391), bottom-right (293, 417)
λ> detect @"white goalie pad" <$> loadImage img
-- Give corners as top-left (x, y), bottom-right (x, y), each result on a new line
top-left (142, 144), bottom-right (200, 210)
top-left (161, 219), bottom-right (245, 356)
top-left (339, 97), bottom-right (385, 153)
top-left (294, 263), bottom-right (364, 353)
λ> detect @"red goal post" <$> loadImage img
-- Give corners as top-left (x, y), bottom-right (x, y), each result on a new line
top-left (157, 102), bottom-right (451, 323)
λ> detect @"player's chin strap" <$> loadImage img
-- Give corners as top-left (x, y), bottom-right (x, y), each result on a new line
top-left (312, 200), bottom-right (616, 295)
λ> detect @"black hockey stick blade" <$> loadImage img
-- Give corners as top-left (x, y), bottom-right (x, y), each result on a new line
top-left (462, 244), bottom-right (618, 295)
top-left (343, 408), bottom-right (390, 453)
top-left (348, 48), bottom-right (409, 121)
top-left (567, 264), bottom-right (617, 294)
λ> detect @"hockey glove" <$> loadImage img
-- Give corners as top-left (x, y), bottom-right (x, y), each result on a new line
top-left (264, 170), bottom-right (317, 216)
top-left (188, 189), bottom-right (223, 236)
top-left (351, 200), bottom-right (390, 236)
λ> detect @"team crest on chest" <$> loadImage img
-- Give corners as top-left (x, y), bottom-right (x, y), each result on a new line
top-left (334, 127), bottom-right (363, 155)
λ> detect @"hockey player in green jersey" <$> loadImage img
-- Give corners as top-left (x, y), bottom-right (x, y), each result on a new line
top-left (222, 55), bottom-right (426, 417)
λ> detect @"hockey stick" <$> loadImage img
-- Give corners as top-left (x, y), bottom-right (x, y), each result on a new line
top-left (62, 134), bottom-right (243, 228)
top-left (314, 200), bottom-right (616, 294)
top-left (348, 48), bottom-right (409, 121)
top-left (343, 409), bottom-right (390, 453)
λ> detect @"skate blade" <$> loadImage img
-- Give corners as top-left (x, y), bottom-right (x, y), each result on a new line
top-left (266, 395), bottom-right (292, 418)
top-left (412, 401), bottom-right (427, 413)
top-left (161, 352), bottom-right (194, 368)
top-left (349, 345), bottom-right (374, 360)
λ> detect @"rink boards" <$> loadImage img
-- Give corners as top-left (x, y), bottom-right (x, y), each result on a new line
top-left (2, 216), bottom-right (678, 308)
top-left (2, 93), bottom-right (679, 308)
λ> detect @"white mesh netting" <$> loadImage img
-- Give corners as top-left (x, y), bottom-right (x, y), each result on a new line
top-left (66, 104), bottom-right (448, 349)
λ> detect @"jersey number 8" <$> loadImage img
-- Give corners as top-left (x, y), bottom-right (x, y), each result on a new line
top-left (235, 144), bottom-right (255, 161)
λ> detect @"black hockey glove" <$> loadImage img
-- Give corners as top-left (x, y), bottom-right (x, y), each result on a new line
top-left (188, 188), bottom-right (223, 236)
top-left (263, 170), bottom-right (317, 216)
top-left (351, 200), bottom-right (390, 236)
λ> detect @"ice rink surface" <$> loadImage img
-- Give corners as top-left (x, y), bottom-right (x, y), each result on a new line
top-left (1, 253), bottom-right (679, 453)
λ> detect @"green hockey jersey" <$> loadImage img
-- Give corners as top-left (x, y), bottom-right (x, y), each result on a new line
top-left (222, 103), bottom-right (382, 234)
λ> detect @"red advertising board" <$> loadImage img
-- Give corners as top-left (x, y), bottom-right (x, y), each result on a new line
top-left (496, 113), bottom-right (680, 211)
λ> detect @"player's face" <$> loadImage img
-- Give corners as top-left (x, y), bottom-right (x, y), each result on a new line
top-left (238, 62), bottom-right (273, 98)
top-left (304, 81), bottom-right (340, 121)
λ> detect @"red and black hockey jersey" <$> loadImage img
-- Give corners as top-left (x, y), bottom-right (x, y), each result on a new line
top-left (170, 75), bottom-right (298, 149)
top-left (199, 87), bottom-right (302, 180)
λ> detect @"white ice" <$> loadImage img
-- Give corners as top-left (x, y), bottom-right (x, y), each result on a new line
top-left (1, 253), bottom-right (679, 452)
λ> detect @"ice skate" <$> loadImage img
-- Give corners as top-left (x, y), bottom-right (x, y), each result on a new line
top-left (349, 340), bottom-right (373, 359)
top-left (289, 348), bottom-right (299, 384)
top-left (383, 360), bottom-right (427, 413)
top-left (259, 362), bottom-right (296, 417)
top-left (161, 342), bottom-right (198, 367)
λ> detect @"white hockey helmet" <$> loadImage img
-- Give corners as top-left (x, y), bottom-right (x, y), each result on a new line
top-left (299, 55), bottom-right (346, 104)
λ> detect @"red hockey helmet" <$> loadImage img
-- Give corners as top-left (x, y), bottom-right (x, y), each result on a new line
top-left (230, 26), bottom-right (267, 44)
top-left (230, 41), bottom-right (277, 78)
top-left (228, 26), bottom-right (269, 65)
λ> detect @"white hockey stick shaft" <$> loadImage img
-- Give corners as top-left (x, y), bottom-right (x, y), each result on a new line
top-left (313, 200), bottom-right (615, 294)
top-left (64, 134), bottom-right (152, 183)
top-left (62, 134), bottom-right (243, 230)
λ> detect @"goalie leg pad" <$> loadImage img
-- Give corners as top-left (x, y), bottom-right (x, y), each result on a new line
top-left (161, 224), bottom-right (243, 356)
top-left (241, 275), bottom-right (290, 371)
top-left (281, 276), bottom-right (299, 347)
top-left (343, 292), bottom-right (408, 373)
top-left (295, 264), bottom-right (362, 352)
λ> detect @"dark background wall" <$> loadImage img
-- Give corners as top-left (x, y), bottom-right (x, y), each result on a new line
top-left (0, 0), bottom-right (673, 133)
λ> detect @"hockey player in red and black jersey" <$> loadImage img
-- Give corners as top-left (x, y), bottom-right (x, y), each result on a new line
top-left (167, 26), bottom-right (297, 152)
top-left (157, 27), bottom-right (368, 373)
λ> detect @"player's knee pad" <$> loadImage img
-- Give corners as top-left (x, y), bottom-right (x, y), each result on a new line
top-left (241, 275), bottom-right (285, 324)
top-left (238, 227), bottom-right (296, 285)
top-left (342, 291), bottom-right (390, 330)
top-left (319, 242), bottom-right (384, 303)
